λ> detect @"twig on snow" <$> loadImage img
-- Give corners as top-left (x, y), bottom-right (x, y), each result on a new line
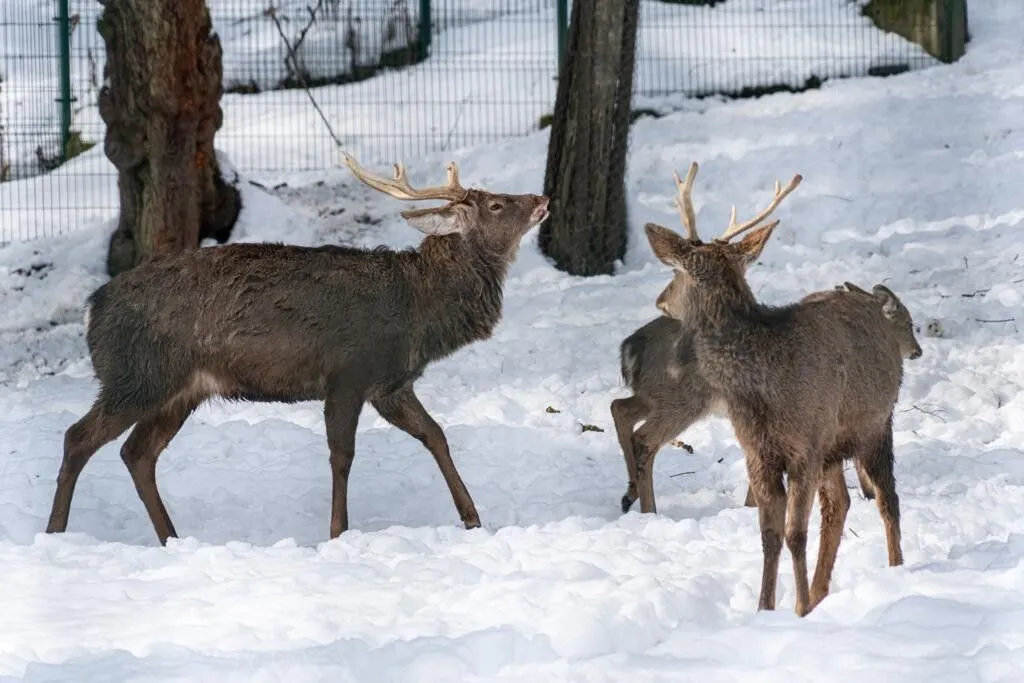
top-left (899, 403), bottom-right (948, 423)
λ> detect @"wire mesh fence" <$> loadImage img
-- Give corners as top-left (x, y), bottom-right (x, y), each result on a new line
top-left (2, 0), bottom-right (959, 243)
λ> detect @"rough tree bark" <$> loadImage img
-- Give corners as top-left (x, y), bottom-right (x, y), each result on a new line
top-left (98, 0), bottom-right (241, 277)
top-left (540, 0), bottom-right (640, 276)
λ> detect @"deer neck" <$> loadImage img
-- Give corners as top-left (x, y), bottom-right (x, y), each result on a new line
top-left (686, 279), bottom-right (769, 386)
top-left (411, 236), bottom-right (509, 365)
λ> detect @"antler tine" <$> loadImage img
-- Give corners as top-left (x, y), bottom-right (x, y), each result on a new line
top-left (342, 152), bottom-right (468, 202)
top-left (718, 173), bottom-right (803, 242)
top-left (673, 162), bottom-right (700, 240)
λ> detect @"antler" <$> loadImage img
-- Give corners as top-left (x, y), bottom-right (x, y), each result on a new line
top-left (342, 152), bottom-right (468, 203)
top-left (672, 162), bottom-right (700, 240)
top-left (717, 174), bottom-right (803, 242)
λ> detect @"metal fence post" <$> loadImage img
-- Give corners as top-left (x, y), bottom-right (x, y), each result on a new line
top-left (942, 0), bottom-right (967, 64)
top-left (556, 0), bottom-right (568, 68)
top-left (56, 0), bottom-right (73, 161)
top-left (418, 0), bottom-right (432, 62)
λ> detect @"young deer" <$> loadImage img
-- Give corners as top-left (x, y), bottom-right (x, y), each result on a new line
top-left (45, 155), bottom-right (550, 545)
top-left (613, 278), bottom-right (921, 516)
top-left (644, 163), bottom-right (915, 616)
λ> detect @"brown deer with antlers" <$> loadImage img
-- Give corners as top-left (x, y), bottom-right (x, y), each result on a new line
top-left (45, 155), bottom-right (549, 545)
top-left (613, 163), bottom-right (777, 514)
top-left (614, 246), bottom-right (923, 514)
top-left (643, 163), bottom-right (915, 616)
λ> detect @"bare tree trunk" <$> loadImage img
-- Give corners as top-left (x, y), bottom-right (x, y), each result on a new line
top-left (540, 0), bottom-right (639, 276)
top-left (98, 0), bottom-right (241, 277)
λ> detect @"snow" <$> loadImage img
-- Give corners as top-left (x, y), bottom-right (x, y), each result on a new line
top-left (0, 0), bottom-right (935, 194)
top-left (2, 0), bottom-right (1024, 680)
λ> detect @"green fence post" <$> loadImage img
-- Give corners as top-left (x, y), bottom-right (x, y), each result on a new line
top-left (418, 0), bottom-right (431, 62)
top-left (556, 0), bottom-right (568, 68)
top-left (942, 0), bottom-right (967, 63)
top-left (56, 0), bottom-right (73, 161)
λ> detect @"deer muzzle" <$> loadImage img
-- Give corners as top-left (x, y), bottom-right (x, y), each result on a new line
top-left (656, 288), bottom-right (670, 316)
top-left (530, 196), bottom-right (551, 227)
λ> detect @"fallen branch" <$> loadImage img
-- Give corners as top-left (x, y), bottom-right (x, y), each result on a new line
top-left (975, 317), bottom-right (1015, 324)
top-left (899, 403), bottom-right (948, 423)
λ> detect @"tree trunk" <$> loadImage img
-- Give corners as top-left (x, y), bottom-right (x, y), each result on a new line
top-left (98, 0), bottom-right (241, 277)
top-left (539, 0), bottom-right (639, 276)
top-left (862, 0), bottom-right (966, 63)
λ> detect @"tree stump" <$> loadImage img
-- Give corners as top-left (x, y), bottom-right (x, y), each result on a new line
top-left (98, 0), bottom-right (241, 276)
top-left (540, 0), bottom-right (640, 276)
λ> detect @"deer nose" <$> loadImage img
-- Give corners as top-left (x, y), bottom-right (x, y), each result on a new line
top-left (530, 196), bottom-right (550, 225)
top-left (910, 346), bottom-right (922, 359)
top-left (656, 292), bottom-right (669, 315)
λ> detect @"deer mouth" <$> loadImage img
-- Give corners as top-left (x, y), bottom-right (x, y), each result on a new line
top-left (530, 197), bottom-right (551, 227)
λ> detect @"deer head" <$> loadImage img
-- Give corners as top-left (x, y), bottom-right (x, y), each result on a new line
top-left (343, 154), bottom-right (550, 258)
top-left (644, 162), bottom-right (803, 318)
top-left (842, 282), bottom-right (923, 360)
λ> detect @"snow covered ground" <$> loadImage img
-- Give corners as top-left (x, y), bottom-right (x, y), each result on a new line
top-left (2, 0), bottom-right (1024, 681)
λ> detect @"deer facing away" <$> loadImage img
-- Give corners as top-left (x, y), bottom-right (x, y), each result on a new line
top-left (45, 155), bottom-right (550, 545)
top-left (643, 162), bottom-right (916, 616)
top-left (611, 163), bottom-right (774, 514)
top-left (615, 278), bottom-right (921, 518)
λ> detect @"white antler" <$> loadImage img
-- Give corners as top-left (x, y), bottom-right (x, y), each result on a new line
top-left (717, 174), bottom-right (803, 242)
top-left (342, 153), bottom-right (468, 202)
top-left (673, 162), bottom-right (700, 240)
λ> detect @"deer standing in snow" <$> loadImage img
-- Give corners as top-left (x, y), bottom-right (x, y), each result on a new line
top-left (45, 155), bottom-right (549, 545)
top-left (643, 163), bottom-right (914, 616)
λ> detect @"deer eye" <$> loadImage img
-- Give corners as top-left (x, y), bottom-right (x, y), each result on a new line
top-left (488, 202), bottom-right (504, 212)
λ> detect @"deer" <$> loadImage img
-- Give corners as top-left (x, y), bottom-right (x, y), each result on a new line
top-left (642, 162), bottom-right (917, 617)
top-left (614, 278), bottom-right (922, 518)
top-left (739, 281), bottom-right (923, 512)
top-left (611, 163), bottom-right (776, 515)
top-left (44, 154), bottom-right (550, 545)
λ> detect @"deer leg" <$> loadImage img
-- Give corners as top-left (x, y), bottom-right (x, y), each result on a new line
top-left (372, 385), bottom-right (481, 530)
top-left (743, 485), bottom-right (758, 508)
top-left (634, 408), bottom-right (700, 515)
top-left (745, 456), bottom-right (786, 612)
top-left (324, 389), bottom-right (365, 539)
top-left (859, 421), bottom-right (903, 566)
top-left (809, 462), bottom-right (850, 610)
top-left (854, 459), bottom-right (876, 500)
top-left (46, 400), bottom-right (139, 535)
top-left (784, 465), bottom-right (819, 617)
top-left (119, 400), bottom-right (197, 545)
top-left (610, 396), bottom-right (648, 513)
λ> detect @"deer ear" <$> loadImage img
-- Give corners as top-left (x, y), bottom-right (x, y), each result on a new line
top-left (644, 223), bottom-right (692, 269)
top-left (401, 205), bottom-right (466, 235)
top-left (872, 284), bottom-right (899, 318)
top-left (842, 281), bottom-right (870, 296)
top-left (733, 220), bottom-right (778, 265)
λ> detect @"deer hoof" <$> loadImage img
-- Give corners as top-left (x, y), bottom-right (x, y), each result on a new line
top-left (794, 599), bottom-right (814, 618)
